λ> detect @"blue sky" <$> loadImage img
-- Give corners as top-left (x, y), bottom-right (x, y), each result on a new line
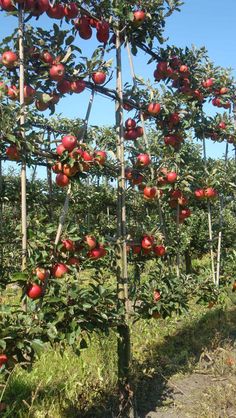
top-left (1, 0), bottom-right (236, 178)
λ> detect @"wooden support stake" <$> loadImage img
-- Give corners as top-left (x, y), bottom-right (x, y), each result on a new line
top-left (18, 5), bottom-right (27, 271)
top-left (0, 159), bottom-right (3, 273)
top-left (116, 29), bottom-right (135, 418)
top-left (46, 129), bottom-right (53, 220)
top-left (216, 196), bottom-right (223, 287)
top-left (203, 137), bottom-right (216, 284)
top-left (176, 203), bottom-right (180, 278)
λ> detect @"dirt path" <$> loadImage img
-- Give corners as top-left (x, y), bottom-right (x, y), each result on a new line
top-left (143, 371), bottom-right (236, 418)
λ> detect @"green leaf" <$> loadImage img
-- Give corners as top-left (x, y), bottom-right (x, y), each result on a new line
top-left (31, 339), bottom-right (46, 355)
top-left (10, 272), bottom-right (28, 282)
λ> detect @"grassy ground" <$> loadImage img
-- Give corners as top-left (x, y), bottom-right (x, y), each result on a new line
top-left (1, 299), bottom-right (236, 418)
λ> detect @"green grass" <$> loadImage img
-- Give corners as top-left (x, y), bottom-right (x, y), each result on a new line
top-left (1, 301), bottom-right (236, 417)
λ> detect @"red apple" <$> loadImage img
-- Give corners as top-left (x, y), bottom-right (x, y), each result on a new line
top-left (169, 112), bottom-right (180, 126)
top-left (219, 87), bottom-right (228, 95)
top-left (212, 97), bottom-right (221, 107)
top-left (70, 79), bottom-right (86, 93)
top-left (41, 50), bottom-right (54, 64)
top-left (0, 354), bottom-right (8, 366)
top-left (57, 79), bottom-right (71, 94)
top-left (61, 239), bottom-right (75, 252)
top-left (132, 244), bottom-right (141, 255)
top-left (94, 150), bottom-right (106, 165)
top-left (194, 189), bottom-right (205, 200)
top-left (52, 162), bottom-right (63, 173)
top-left (133, 10), bottom-right (146, 24)
top-left (24, 85), bottom-right (35, 104)
top-left (125, 118), bottom-right (136, 130)
top-left (124, 129), bottom-right (138, 140)
top-left (202, 78), bottom-right (214, 88)
top-left (56, 143), bottom-right (66, 156)
top-left (79, 24), bottom-right (92, 39)
top-left (67, 256), bottom-right (80, 266)
top-left (131, 173), bottom-right (144, 185)
top-left (6, 145), bottom-right (20, 161)
top-left (136, 126), bottom-right (144, 137)
top-left (88, 245), bottom-right (107, 259)
top-left (0, 0), bottom-right (15, 11)
top-left (30, 0), bottom-right (49, 15)
top-left (179, 208), bottom-right (191, 219)
top-left (153, 290), bottom-right (161, 302)
top-left (218, 121), bottom-right (226, 130)
top-left (84, 235), bottom-right (97, 249)
top-left (141, 235), bottom-right (154, 250)
top-left (166, 172), bottom-right (177, 183)
top-left (147, 103), bottom-right (161, 115)
top-left (62, 135), bottom-right (77, 152)
top-left (52, 263), bottom-right (68, 278)
top-left (7, 86), bottom-right (19, 101)
top-left (1, 51), bottom-right (17, 68)
top-left (136, 153), bottom-right (151, 167)
top-left (64, 2), bottom-right (78, 19)
top-left (92, 71), bottom-right (106, 85)
top-left (96, 21), bottom-right (110, 43)
top-left (47, 3), bottom-right (65, 19)
top-left (170, 189), bottom-right (182, 199)
top-left (35, 267), bottom-right (49, 281)
top-left (56, 173), bottom-right (70, 187)
top-left (153, 245), bottom-right (166, 257)
top-left (204, 187), bottom-right (218, 199)
top-left (143, 186), bottom-right (158, 199)
top-left (156, 61), bottom-right (168, 74)
top-left (179, 64), bottom-right (189, 75)
top-left (49, 64), bottom-right (65, 82)
top-left (27, 283), bottom-right (42, 299)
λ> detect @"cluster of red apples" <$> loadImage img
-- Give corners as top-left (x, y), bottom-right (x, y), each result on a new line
top-left (194, 187), bottom-right (218, 200)
top-left (0, 49), bottom-right (107, 112)
top-left (128, 235), bottom-right (166, 258)
top-left (54, 135), bottom-right (107, 187)
top-left (26, 235), bottom-right (107, 300)
top-left (154, 59), bottom-right (231, 110)
top-left (0, 1), bottom-right (78, 18)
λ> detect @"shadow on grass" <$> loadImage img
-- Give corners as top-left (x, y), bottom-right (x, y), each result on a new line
top-left (2, 307), bottom-right (236, 418)
top-left (77, 307), bottom-right (236, 418)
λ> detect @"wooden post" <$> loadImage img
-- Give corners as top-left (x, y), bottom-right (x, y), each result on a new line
top-left (0, 159), bottom-right (3, 273)
top-left (116, 30), bottom-right (135, 418)
top-left (46, 129), bottom-right (53, 220)
top-left (18, 5), bottom-right (27, 271)
top-left (176, 202), bottom-right (180, 278)
top-left (216, 195), bottom-right (223, 287)
top-left (203, 137), bottom-right (216, 284)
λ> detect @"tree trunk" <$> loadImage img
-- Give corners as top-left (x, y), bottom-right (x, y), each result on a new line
top-left (185, 250), bottom-right (192, 274)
